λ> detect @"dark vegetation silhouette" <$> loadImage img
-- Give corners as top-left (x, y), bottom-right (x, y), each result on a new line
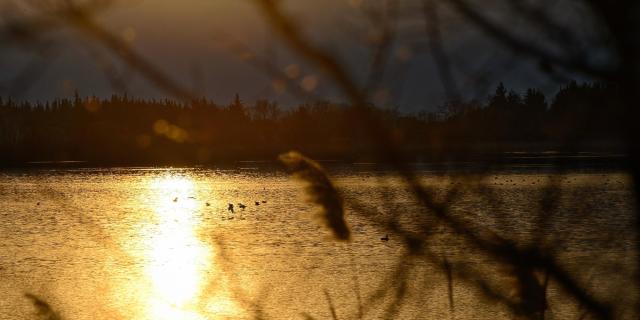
top-left (0, 81), bottom-right (627, 166)
top-left (279, 151), bottom-right (350, 241)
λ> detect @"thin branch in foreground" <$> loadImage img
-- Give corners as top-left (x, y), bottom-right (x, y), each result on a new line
top-left (444, 257), bottom-right (455, 316)
top-left (324, 289), bottom-right (340, 320)
top-left (424, 0), bottom-right (460, 101)
top-left (24, 293), bottom-right (62, 320)
top-left (279, 151), bottom-right (351, 241)
top-left (447, 0), bottom-right (613, 80)
top-left (59, 2), bottom-right (196, 102)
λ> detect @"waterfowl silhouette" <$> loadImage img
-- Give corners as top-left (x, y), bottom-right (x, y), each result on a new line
top-left (206, 202), bottom-right (211, 207)
top-left (255, 201), bottom-right (260, 206)
top-left (227, 203), bottom-right (235, 213)
top-left (173, 197), bottom-right (178, 202)
top-left (238, 203), bottom-right (247, 210)
top-left (261, 200), bottom-right (267, 204)
top-left (381, 234), bottom-right (389, 241)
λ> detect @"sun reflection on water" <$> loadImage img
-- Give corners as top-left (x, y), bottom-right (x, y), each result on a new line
top-left (130, 173), bottom-right (239, 319)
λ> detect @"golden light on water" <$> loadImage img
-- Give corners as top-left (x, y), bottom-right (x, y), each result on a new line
top-left (125, 174), bottom-right (241, 319)
top-left (145, 175), bottom-right (206, 319)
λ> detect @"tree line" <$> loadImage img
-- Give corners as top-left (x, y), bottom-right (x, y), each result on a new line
top-left (0, 81), bottom-right (627, 165)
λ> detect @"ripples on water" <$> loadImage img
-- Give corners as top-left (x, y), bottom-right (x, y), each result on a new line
top-left (0, 167), bottom-right (635, 319)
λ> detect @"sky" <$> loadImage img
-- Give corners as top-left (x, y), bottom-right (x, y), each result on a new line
top-left (0, 0), bottom-right (597, 112)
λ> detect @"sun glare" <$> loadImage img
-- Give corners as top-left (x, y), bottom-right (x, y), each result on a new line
top-left (129, 174), bottom-right (240, 319)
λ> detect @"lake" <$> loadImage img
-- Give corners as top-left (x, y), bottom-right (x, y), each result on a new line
top-left (0, 166), bottom-right (636, 319)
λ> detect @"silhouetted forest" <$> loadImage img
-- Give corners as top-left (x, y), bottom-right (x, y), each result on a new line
top-left (0, 81), bottom-right (627, 165)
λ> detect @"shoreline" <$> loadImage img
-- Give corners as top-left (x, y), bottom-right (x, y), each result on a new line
top-left (0, 150), bottom-right (630, 173)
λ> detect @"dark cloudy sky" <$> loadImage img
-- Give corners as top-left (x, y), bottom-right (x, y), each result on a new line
top-left (0, 0), bottom-right (595, 112)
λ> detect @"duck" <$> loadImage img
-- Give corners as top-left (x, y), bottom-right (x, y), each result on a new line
top-left (255, 201), bottom-right (260, 206)
top-left (227, 203), bottom-right (235, 213)
top-left (238, 203), bottom-right (247, 210)
top-left (173, 197), bottom-right (178, 202)
top-left (381, 234), bottom-right (389, 241)
top-left (206, 202), bottom-right (211, 207)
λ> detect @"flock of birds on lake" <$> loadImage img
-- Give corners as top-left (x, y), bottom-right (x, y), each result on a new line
top-left (168, 194), bottom-right (393, 241)
top-left (32, 175), bottom-right (625, 243)
top-left (170, 195), bottom-right (268, 221)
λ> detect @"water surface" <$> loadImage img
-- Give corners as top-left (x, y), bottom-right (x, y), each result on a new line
top-left (0, 167), bottom-right (635, 319)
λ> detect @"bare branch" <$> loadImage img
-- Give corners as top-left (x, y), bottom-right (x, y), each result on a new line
top-left (448, 0), bottom-right (614, 80)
